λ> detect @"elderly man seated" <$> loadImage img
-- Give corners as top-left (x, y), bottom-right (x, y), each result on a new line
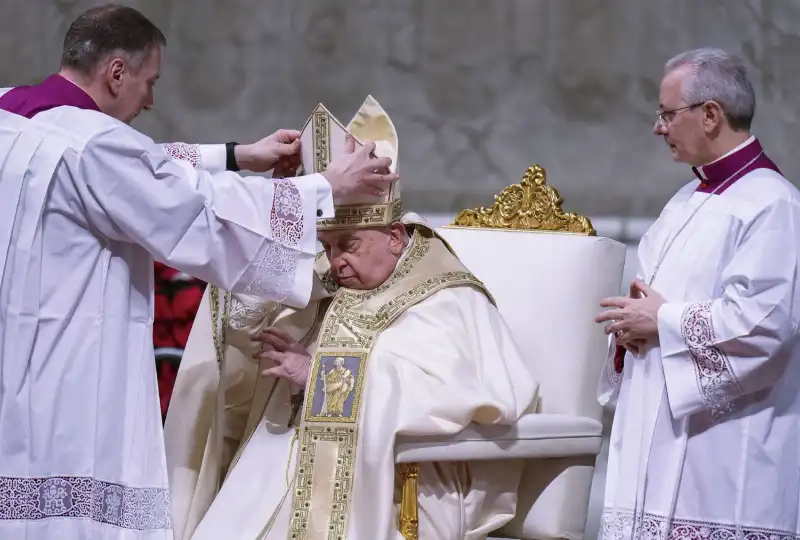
top-left (164, 96), bottom-right (538, 540)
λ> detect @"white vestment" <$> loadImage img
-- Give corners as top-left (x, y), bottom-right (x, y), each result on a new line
top-left (599, 154), bottom-right (800, 537)
top-left (167, 254), bottom-right (538, 540)
top-left (0, 92), bottom-right (333, 539)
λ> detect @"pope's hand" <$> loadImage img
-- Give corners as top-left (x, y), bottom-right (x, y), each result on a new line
top-left (252, 327), bottom-right (311, 393)
top-left (595, 279), bottom-right (666, 348)
top-left (322, 134), bottom-right (399, 204)
top-left (235, 129), bottom-right (302, 173)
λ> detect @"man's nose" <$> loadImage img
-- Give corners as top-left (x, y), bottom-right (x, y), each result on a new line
top-left (330, 254), bottom-right (347, 272)
top-left (653, 118), bottom-right (667, 136)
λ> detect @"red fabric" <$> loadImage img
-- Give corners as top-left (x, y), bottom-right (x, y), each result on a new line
top-left (156, 358), bottom-right (181, 418)
top-left (614, 344), bottom-right (625, 373)
top-left (153, 262), bottom-right (205, 418)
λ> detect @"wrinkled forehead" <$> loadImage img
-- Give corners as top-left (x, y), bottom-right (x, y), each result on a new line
top-left (317, 227), bottom-right (388, 246)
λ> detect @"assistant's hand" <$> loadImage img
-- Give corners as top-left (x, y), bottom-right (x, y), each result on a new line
top-left (235, 129), bottom-right (302, 173)
top-left (595, 279), bottom-right (666, 348)
top-left (322, 134), bottom-right (400, 204)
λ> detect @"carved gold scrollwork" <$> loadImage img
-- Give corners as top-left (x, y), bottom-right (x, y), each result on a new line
top-left (451, 164), bottom-right (596, 235)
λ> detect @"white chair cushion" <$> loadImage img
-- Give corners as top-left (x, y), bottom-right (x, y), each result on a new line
top-left (395, 414), bottom-right (602, 464)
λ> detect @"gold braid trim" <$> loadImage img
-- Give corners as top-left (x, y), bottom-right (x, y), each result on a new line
top-left (208, 285), bottom-right (231, 369)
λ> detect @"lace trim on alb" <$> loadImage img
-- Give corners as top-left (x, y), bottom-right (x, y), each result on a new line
top-left (0, 475), bottom-right (170, 530)
top-left (242, 180), bottom-right (305, 301)
top-left (600, 507), bottom-right (798, 540)
top-left (228, 294), bottom-right (280, 330)
top-left (162, 142), bottom-right (200, 168)
top-left (270, 179), bottom-right (303, 246)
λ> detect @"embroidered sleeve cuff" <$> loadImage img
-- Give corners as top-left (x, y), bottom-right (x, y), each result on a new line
top-left (281, 251), bottom-right (316, 309)
top-left (659, 301), bottom-right (737, 420)
top-left (235, 175), bottom-right (329, 309)
top-left (236, 241), bottom-right (316, 309)
top-left (301, 173), bottom-right (334, 219)
top-left (197, 144), bottom-right (227, 174)
top-left (162, 142), bottom-right (201, 169)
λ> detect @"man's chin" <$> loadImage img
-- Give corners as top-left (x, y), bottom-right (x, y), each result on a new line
top-left (667, 144), bottom-right (685, 163)
top-left (335, 276), bottom-right (363, 289)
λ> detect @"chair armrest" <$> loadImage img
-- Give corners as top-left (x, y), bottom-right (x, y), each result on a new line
top-left (394, 413), bottom-right (602, 464)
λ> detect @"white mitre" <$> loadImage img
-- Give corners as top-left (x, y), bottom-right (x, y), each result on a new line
top-left (299, 95), bottom-right (401, 230)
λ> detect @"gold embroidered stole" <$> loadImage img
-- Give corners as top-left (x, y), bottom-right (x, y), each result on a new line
top-left (207, 253), bottom-right (337, 479)
top-left (288, 229), bottom-right (489, 539)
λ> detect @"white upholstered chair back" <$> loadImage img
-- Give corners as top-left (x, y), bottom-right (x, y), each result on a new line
top-left (437, 229), bottom-right (624, 420)
top-left (435, 165), bottom-right (626, 539)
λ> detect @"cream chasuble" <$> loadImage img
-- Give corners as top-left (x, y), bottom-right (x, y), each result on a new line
top-left (598, 138), bottom-right (800, 539)
top-left (167, 226), bottom-right (537, 540)
top-left (0, 79), bottom-right (333, 540)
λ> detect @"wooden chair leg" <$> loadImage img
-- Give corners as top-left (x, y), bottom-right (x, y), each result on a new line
top-left (398, 462), bottom-right (420, 539)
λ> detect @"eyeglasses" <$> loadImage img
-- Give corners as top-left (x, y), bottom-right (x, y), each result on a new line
top-left (655, 102), bottom-right (705, 127)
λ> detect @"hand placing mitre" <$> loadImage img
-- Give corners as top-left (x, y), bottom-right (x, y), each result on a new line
top-left (322, 134), bottom-right (400, 205)
top-left (234, 129), bottom-right (302, 173)
top-left (252, 327), bottom-right (311, 394)
top-left (595, 279), bottom-right (666, 352)
top-left (272, 153), bottom-right (301, 179)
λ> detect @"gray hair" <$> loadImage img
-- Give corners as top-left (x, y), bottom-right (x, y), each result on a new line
top-left (664, 48), bottom-right (755, 131)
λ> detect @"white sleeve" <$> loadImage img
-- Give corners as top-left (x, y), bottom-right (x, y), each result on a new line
top-left (0, 88), bottom-right (10, 99)
top-left (597, 268), bottom-right (646, 407)
top-left (658, 198), bottom-right (800, 420)
top-left (77, 123), bottom-right (334, 308)
top-left (160, 142), bottom-right (228, 173)
top-left (597, 335), bottom-right (624, 407)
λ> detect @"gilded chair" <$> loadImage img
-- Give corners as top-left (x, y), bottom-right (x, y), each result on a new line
top-left (395, 165), bottom-right (626, 539)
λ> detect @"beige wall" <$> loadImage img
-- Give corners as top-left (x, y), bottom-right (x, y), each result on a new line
top-left (2, 0), bottom-right (797, 217)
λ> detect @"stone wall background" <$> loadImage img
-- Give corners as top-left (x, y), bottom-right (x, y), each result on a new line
top-left (2, 2), bottom-right (796, 538)
top-left (1, 0), bottom-right (798, 218)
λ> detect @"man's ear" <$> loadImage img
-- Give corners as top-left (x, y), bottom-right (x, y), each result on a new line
top-left (702, 100), bottom-right (725, 134)
top-left (388, 222), bottom-right (407, 255)
top-left (104, 57), bottom-right (126, 97)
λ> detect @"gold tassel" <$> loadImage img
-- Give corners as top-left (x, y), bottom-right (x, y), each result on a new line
top-left (398, 463), bottom-right (420, 540)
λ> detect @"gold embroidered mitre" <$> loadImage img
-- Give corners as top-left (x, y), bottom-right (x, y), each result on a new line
top-left (299, 95), bottom-right (401, 230)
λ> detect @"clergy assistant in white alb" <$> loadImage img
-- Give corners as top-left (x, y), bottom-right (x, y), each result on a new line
top-left (596, 48), bottom-right (800, 540)
top-left (0, 5), bottom-right (397, 540)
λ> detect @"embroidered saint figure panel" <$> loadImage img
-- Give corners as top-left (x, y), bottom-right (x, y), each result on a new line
top-left (305, 353), bottom-right (365, 422)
